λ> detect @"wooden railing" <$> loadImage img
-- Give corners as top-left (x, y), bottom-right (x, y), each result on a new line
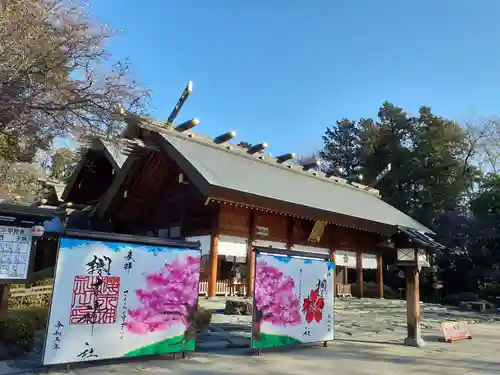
top-left (197, 280), bottom-right (247, 297)
top-left (10, 285), bottom-right (53, 297)
top-left (9, 281), bottom-right (247, 298)
top-left (198, 281), bottom-right (209, 295)
top-left (336, 283), bottom-right (352, 298)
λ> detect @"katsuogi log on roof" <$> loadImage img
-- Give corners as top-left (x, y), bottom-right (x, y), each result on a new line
top-left (94, 113), bottom-right (433, 236)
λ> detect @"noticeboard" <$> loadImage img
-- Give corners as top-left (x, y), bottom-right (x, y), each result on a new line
top-left (0, 225), bottom-right (33, 283)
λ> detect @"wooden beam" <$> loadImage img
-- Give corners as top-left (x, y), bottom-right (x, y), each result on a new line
top-left (377, 253), bottom-right (384, 299)
top-left (0, 285), bottom-right (10, 322)
top-left (404, 265), bottom-right (425, 347)
top-left (246, 209), bottom-right (256, 296)
top-left (95, 155), bottom-right (140, 219)
top-left (208, 204), bottom-right (220, 297)
top-left (356, 252), bottom-right (363, 298)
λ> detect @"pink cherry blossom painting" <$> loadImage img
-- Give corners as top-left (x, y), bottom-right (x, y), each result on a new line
top-left (251, 252), bottom-right (334, 349)
top-left (125, 255), bottom-right (200, 335)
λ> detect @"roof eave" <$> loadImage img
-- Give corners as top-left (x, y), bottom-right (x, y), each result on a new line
top-left (61, 154), bottom-right (87, 202)
top-left (208, 185), bottom-right (397, 235)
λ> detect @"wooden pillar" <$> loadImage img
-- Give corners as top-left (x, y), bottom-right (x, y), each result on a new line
top-left (286, 217), bottom-right (294, 250)
top-left (343, 266), bottom-right (348, 284)
top-left (246, 209), bottom-right (256, 297)
top-left (0, 285), bottom-right (10, 322)
top-left (356, 252), bottom-right (363, 298)
top-left (377, 253), bottom-right (384, 299)
top-left (208, 205), bottom-right (220, 297)
top-left (331, 249), bottom-right (336, 297)
top-left (404, 266), bottom-right (425, 347)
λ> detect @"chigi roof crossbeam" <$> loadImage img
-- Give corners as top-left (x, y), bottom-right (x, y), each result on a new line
top-left (119, 81), bottom-right (380, 196)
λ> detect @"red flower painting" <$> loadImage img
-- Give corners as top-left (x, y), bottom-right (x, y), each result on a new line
top-left (302, 289), bottom-right (325, 323)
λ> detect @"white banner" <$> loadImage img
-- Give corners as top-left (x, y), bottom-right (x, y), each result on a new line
top-left (218, 235), bottom-right (248, 257)
top-left (335, 250), bottom-right (357, 269)
top-left (185, 235), bottom-right (211, 255)
top-left (362, 253), bottom-right (378, 269)
top-left (251, 252), bottom-right (334, 349)
top-left (42, 237), bottom-right (201, 365)
top-left (253, 239), bottom-right (287, 249)
top-left (292, 245), bottom-right (329, 255)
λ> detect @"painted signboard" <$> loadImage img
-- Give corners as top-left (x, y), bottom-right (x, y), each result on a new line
top-left (440, 321), bottom-right (472, 343)
top-left (251, 252), bottom-right (334, 350)
top-left (0, 225), bottom-right (32, 282)
top-left (42, 237), bottom-right (201, 366)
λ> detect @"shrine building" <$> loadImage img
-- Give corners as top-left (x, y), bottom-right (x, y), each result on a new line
top-left (62, 115), bottom-right (444, 299)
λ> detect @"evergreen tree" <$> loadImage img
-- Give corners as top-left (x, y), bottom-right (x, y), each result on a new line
top-left (320, 119), bottom-right (361, 176)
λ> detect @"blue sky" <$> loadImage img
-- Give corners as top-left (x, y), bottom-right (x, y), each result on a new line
top-left (89, 0), bottom-right (500, 157)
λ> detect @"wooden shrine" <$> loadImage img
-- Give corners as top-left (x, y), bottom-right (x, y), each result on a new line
top-left (62, 82), bottom-right (446, 347)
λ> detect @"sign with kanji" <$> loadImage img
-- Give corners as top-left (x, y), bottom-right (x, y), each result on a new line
top-left (0, 225), bottom-right (32, 282)
top-left (255, 226), bottom-right (269, 236)
top-left (42, 236), bottom-right (201, 366)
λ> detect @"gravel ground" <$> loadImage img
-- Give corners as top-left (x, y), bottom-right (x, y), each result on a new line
top-left (196, 297), bottom-right (500, 350)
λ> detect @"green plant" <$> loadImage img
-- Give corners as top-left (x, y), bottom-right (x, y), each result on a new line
top-left (0, 307), bottom-right (48, 359)
top-left (195, 306), bottom-right (212, 330)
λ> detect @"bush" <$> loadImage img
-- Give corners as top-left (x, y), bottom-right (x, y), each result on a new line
top-left (9, 267), bottom-right (54, 309)
top-left (0, 307), bottom-right (48, 359)
top-left (352, 281), bottom-right (400, 299)
top-left (447, 292), bottom-right (478, 305)
top-left (195, 306), bottom-right (212, 330)
top-left (31, 267), bottom-right (55, 286)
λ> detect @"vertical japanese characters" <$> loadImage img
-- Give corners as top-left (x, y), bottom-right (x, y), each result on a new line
top-left (120, 290), bottom-right (129, 341)
top-left (124, 250), bottom-right (135, 273)
top-left (86, 255), bottom-right (112, 276)
top-left (51, 321), bottom-right (64, 351)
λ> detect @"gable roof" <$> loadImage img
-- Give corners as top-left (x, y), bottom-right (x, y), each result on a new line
top-left (62, 138), bottom-right (127, 202)
top-left (147, 126), bottom-right (433, 235)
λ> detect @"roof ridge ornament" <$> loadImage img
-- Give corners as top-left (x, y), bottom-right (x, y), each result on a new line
top-left (214, 131), bottom-right (236, 144)
top-left (166, 81), bottom-right (193, 126)
top-left (122, 80), bottom-right (382, 198)
top-left (302, 159), bottom-right (320, 171)
top-left (247, 143), bottom-right (268, 155)
top-left (276, 153), bottom-right (296, 163)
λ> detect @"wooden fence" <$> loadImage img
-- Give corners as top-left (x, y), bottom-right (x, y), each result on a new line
top-left (10, 285), bottom-right (53, 297)
top-left (9, 282), bottom-right (248, 298)
top-left (11, 283), bottom-right (350, 298)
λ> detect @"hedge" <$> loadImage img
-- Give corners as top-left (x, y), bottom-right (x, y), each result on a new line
top-left (0, 307), bottom-right (48, 359)
top-left (3, 266), bottom-right (212, 358)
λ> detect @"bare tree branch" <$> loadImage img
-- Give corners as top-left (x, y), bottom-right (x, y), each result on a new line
top-left (0, 0), bottom-right (150, 162)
